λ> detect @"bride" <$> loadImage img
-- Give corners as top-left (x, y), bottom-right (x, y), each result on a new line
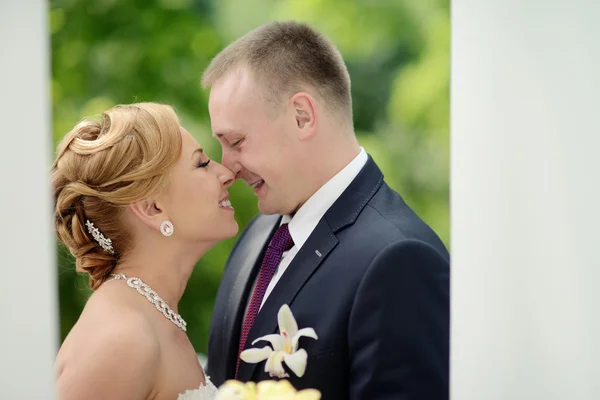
top-left (52, 102), bottom-right (236, 399)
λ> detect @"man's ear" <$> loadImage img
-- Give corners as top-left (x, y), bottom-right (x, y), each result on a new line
top-left (129, 198), bottom-right (165, 231)
top-left (290, 92), bottom-right (317, 140)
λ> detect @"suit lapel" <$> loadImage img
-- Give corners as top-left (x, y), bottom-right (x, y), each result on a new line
top-left (237, 220), bottom-right (339, 381)
top-left (220, 214), bottom-right (280, 377)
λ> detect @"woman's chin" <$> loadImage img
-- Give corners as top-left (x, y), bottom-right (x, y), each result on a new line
top-left (212, 220), bottom-right (240, 242)
top-left (220, 209), bottom-right (239, 236)
top-left (190, 216), bottom-right (239, 245)
top-left (226, 220), bottom-right (240, 238)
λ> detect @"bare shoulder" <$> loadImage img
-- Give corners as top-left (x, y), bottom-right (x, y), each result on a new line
top-left (76, 282), bottom-right (161, 351)
top-left (56, 286), bottom-right (160, 400)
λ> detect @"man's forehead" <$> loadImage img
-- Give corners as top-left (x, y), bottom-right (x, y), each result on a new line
top-left (210, 68), bottom-right (256, 103)
top-left (210, 81), bottom-right (265, 134)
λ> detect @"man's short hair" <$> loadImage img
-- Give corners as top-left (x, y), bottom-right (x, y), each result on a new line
top-left (202, 21), bottom-right (353, 126)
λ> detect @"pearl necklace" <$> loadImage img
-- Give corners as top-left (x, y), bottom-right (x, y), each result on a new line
top-left (109, 273), bottom-right (187, 332)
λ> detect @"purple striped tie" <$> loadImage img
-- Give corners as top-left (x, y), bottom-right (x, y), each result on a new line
top-left (235, 223), bottom-right (294, 377)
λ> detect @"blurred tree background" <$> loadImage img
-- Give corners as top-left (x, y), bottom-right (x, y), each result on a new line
top-left (51, 0), bottom-right (449, 354)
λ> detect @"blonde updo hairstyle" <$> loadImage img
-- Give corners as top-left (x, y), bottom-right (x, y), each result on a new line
top-left (52, 103), bottom-right (182, 290)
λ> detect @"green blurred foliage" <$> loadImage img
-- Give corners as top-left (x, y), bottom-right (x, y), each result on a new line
top-left (51, 0), bottom-right (449, 354)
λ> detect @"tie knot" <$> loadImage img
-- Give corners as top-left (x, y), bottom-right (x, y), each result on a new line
top-left (269, 223), bottom-right (294, 252)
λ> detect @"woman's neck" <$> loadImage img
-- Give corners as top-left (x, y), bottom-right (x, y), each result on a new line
top-left (111, 241), bottom-right (211, 312)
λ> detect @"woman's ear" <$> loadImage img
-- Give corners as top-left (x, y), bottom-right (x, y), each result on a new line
top-left (129, 198), bottom-right (165, 231)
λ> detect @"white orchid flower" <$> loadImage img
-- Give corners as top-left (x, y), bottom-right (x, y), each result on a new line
top-left (240, 304), bottom-right (318, 378)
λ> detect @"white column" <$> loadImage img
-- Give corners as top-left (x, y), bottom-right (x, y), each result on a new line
top-left (452, 1), bottom-right (600, 399)
top-left (0, 1), bottom-right (58, 399)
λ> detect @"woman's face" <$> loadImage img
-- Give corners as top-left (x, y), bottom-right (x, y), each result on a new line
top-left (158, 127), bottom-right (238, 244)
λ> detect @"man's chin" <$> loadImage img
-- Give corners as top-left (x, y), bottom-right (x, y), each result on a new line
top-left (256, 196), bottom-right (284, 216)
top-left (257, 199), bottom-right (298, 217)
top-left (257, 201), bottom-right (278, 215)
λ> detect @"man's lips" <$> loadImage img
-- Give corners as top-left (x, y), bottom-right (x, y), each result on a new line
top-left (249, 179), bottom-right (265, 189)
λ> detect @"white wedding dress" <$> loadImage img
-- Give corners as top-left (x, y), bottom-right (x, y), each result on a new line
top-left (177, 376), bottom-right (219, 399)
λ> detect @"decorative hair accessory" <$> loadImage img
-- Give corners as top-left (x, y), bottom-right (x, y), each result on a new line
top-left (85, 220), bottom-right (115, 254)
top-left (160, 220), bottom-right (174, 237)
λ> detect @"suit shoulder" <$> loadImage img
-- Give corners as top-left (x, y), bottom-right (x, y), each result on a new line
top-left (360, 183), bottom-right (448, 258)
top-left (369, 239), bottom-right (449, 272)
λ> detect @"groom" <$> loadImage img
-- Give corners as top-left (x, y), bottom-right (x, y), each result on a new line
top-left (203, 21), bottom-right (449, 399)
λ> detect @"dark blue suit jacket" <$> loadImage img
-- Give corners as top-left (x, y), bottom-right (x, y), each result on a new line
top-left (207, 157), bottom-right (450, 399)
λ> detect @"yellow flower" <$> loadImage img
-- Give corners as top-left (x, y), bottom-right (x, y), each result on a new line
top-left (240, 304), bottom-right (318, 378)
top-left (216, 380), bottom-right (256, 400)
top-left (217, 379), bottom-right (321, 400)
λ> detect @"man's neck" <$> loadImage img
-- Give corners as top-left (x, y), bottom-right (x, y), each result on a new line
top-left (292, 143), bottom-right (363, 216)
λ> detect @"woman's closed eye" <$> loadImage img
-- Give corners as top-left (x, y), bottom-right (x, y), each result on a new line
top-left (196, 159), bottom-right (211, 168)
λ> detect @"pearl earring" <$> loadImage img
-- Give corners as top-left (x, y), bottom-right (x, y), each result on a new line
top-left (160, 220), bottom-right (174, 237)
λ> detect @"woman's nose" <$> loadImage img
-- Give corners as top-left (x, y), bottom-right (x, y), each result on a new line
top-left (215, 161), bottom-right (234, 188)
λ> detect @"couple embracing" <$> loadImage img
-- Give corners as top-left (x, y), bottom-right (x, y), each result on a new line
top-left (54, 21), bottom-right (449, 400)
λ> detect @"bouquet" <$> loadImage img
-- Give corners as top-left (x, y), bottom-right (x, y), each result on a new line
top-left (217, 379), bottom-right (320, 400)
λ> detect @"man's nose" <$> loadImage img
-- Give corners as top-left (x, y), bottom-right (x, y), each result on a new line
top-left (221, 147), bottom-right (242, 179)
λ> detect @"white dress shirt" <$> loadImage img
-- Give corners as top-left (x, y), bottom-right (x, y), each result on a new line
top-left (259, 147), bottom-right (369, 309)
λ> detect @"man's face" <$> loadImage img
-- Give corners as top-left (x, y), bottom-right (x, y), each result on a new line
top-left (208, 69), bottom-right (301, 215)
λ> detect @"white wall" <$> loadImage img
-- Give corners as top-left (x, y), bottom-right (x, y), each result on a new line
top-left (0, 1), bottom-right (58, 398)
top-left (452, 1), bottom-right (600, 399)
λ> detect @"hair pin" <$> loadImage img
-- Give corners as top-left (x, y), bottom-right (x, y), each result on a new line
top-left (85, 220), bottom-right (114, 254)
